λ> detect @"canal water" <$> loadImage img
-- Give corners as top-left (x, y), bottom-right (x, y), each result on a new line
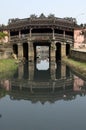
top-left (0, 59), bottom-right (86, 130)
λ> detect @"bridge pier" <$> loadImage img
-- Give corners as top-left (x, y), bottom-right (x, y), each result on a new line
top-left (50, 41), bottom-right (56, 62)
top-left (16, 40), bottom-right (70, 63)
top-left (61, 43), bottom-right (66, 58)
top-left (50, 41), bottom-right (56, 80)
top-left (28, 41), bottom-right (34, 62)
top-left (18, 43), bottom-right (23, 59)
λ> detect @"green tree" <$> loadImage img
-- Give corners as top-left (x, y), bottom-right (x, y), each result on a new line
top-left (0, 32), bottom-right (7, 40)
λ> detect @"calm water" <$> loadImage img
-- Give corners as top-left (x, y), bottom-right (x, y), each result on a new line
top-left (0, 60), bottom-right (86, 130)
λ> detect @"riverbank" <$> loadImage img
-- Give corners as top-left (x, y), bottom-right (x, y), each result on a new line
top-left (0, 59), bottom-right (18, 72)
top-left (62, 57), bottom-right (86, 79)
top-left (0, 59), bottom-right (18, 78)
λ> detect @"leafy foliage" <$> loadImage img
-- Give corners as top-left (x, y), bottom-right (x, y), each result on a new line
top-left (0, 32), bottom-right (8, 40)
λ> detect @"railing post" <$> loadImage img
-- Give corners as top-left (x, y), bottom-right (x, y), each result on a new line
top-left (52, 28), bottom-right (55, 40)
top-left (63, 30), bottom-right (65, 39)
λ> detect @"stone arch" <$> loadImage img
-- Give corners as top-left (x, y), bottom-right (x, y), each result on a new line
top-left (33, 41), bottom-right (50, 61)
top-left (56, 42), bottom-right (61, 61)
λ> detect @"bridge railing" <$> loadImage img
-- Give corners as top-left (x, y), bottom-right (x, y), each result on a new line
top-left (10, 33), bottom-right (53, 42)
top-left (55, 34), bottom-right (73, 42)
top-left (10, 35), bottom-right (19, 40)
top-left (10, 33), bottom-right (73, 42)
top-left (10, 34), bottom-right (29, 42)
top-left (32, 33), bottom-right (52, 36)
top-left (31, 33), bottom-right (53, 40)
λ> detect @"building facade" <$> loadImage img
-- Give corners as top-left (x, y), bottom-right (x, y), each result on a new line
top-left (74, 27), bottom-right (86, 48)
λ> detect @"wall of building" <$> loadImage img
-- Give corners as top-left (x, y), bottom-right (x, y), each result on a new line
top-left (0, 30), bottom-right (11, 59)
top-left (74, 29), bottom-right (86, 48)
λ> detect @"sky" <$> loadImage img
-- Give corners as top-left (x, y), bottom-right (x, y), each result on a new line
top-left (0, 0), bottom-right (86, 25)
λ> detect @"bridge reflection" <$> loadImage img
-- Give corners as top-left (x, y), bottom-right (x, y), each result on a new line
top-left (0, 61), bottom-right (86, 104)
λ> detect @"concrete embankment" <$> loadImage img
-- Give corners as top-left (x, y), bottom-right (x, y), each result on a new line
top-left (62, 57), bottom-right (86, 79)
top-left (70, 49), bottom-right (86, 62)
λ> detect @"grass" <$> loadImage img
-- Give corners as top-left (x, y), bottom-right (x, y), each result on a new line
top-left (62, 57), bottom-right (86, 78)
top-left (0, 59), bottom-right (18, 78)
top-left (0, 59), bottom-right (18, 72)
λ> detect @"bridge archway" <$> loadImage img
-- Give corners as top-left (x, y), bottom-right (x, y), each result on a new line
top-left (23, 43), bottom-right (28, 60)
top-left (66, 43), bottom-right (70, 56)
top-left (56, 42), bottom-right (61, 61)
top-left (13, 44), bottom-right (18, 57)
top-left (33, 42), bottom-right (50, 61)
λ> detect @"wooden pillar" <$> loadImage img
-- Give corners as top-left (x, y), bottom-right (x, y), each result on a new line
top-left (52, 28), bottom-right (55, 39)
top-left (30, 28), bottom-right (32, 38)
top-left (63, 30), bottom-right (65, 40)
top-left (19, 30), bottom-right (21, 39)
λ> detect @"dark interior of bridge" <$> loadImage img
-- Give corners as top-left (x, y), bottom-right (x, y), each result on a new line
top-left (10, 28), bottom-right (73, 36)
top-left (10, 31), bottom-right (19, 36)
top-left (32, 28), bottom-right (52, 33)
